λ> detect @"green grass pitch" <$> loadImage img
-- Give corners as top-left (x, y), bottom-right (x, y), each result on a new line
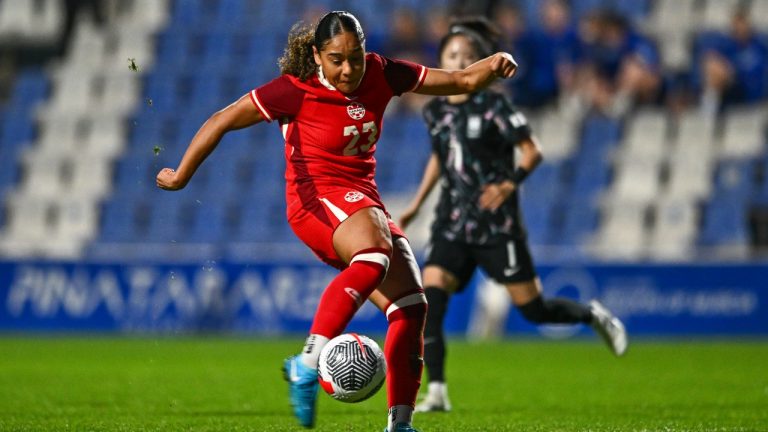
top-left (0, 337), bottom-right (765, 431)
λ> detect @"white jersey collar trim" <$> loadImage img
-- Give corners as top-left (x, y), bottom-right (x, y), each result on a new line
top-left (317, 67), bottom-right (337, 91)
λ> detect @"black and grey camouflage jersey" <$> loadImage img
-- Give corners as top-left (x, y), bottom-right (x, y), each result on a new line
top-left (422, 90), bottom-right (532, 244)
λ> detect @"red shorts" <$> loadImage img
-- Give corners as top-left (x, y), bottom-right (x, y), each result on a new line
top-left (287, 188), bottom-right (405, 270)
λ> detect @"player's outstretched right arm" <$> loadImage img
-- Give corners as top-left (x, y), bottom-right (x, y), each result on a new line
top-left (399, 153), bottom-right (441, 230)
top-left (156, 94), bottom-right (265, 190)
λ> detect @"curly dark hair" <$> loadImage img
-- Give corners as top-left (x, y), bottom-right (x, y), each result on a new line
top-left (278, 11), bottom-right (366, 81)
top-left (278, 22), bottom-right (317, 81)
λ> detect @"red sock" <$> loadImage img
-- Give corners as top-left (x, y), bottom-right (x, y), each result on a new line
top-left (310, 248), bottom-right (390, 338)
top-left (384, 290), bottom-right (428, 407)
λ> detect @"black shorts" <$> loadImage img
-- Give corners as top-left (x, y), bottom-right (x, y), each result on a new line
top-left (424, 236), bottom-right (537, 291)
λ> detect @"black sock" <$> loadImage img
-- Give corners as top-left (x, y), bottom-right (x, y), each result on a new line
top-left (423, 287), bottom-right (449, 383)
top-left (516, 295), bottom-right (592, 325)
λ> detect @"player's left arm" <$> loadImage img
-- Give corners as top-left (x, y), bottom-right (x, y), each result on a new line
top-left (416, 52), bottom-right (517, 96)
top-left (479, 101), bottom-right (541, 211)
top-left (156, 95), bottom-right (264, 190)
top-left (479, 135), bottom-right (542, 210)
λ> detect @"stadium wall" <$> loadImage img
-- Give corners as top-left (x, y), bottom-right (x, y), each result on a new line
top-left (1, 260), bottom-right (766, 336)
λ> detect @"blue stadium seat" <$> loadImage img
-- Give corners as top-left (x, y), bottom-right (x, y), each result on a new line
top-left (188, 201), bottom-right (230, 243)
top-left (244, 157), bottom-right (284, 196)
top-left (99, 199), bottom-right (146, 242)
top-left (217, 72), bottom-right (244, 104)
top-left (10, 69), bottom-right (49, 109)
top-left (526, 161), bottom-right (562, 199)
top-left (241, 33), bottom-right (284, 78)
top-left (212, 130), bottom-right (254, 159)
top-left (0, 150), bottom-right (21, 190)
top-left (253, 1), bottom-right (292, 32)
top-left (403, 116), bottom-right (428, 138)
top-left (128, 111), bottom-right (172, 151)
top-left (611, 0), bottom-right (652, 23)
top-left (143, 74), bottom-right (184, 112)
top-left (113, 152), bottom-right (176, 197)
top-left (567, 157), bottom-right (612, 198)
top-left (235, 201), bottom-right (273, 242)
top-left (198, 31), bottom-right (235, 71)
top-left (713, 159), bottom-right (756, 198)
top-left (189, 74), bottom-right (226, 107)
top-left (154, 32), bottom-right (194, 70)
top-left (555, 200), bottom-right (600, 246)
top-left (699, 194), bottom-right (749, 246)
top-left (520, 194), bottom-right (555, 244)
top-left (756, 158), bottom-right (768, 199)
top-left (0, 109), bottom-right (35, 149)
top-left (184, 155), bottom-right (246, 201)
top-left (213, 0), bottom-right (248, 29)
top-left (167, 0), bottom-right (207, 30)
top-left (144, 194), bottom-right (189, 242)
top-left (0, 191), bottom-right (5, 229)
top-left (581, 114), bottom-right (622, 147)
top-left (387, 150), bottom-right (429, 192)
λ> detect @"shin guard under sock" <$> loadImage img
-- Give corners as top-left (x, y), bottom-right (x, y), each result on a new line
top-left (384, 290), bottom-right (428, 408)
top-left (310, 248), bottom-right (390, 338)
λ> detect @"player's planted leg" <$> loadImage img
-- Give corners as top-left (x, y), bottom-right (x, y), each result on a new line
top-left (385, 423), bottom-right (422, 432)
top-left (384, 291), bottom-right (427, 432)
top-left (416, 286), bottom-right (451, 413)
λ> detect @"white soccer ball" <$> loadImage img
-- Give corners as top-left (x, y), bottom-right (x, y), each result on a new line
top-left (318, 333), bottom-right (387, 403)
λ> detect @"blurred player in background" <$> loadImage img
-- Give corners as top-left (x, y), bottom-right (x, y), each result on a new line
top-left (156, 11), bottom-right (517, 432)
top-left (398, 17), bottom-right (627, 413)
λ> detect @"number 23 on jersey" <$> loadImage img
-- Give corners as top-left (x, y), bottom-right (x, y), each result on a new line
top-left (343, 121), bottom-right (378, 156)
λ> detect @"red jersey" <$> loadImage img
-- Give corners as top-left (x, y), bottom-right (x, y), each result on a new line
top-left (249, 53), bottom-right (427, 217)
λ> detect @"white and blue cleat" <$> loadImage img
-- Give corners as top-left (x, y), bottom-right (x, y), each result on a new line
top-left (282, 355), bottom-right (319, 428)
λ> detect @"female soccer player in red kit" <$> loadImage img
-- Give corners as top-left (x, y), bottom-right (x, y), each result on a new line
top-left (156, 11), bottom-right (516, 432)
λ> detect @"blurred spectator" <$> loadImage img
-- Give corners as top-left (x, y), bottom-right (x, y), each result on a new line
top-left (571, 9), bottom-right (661, 117)
top-left (451, 0), bottom-right (499, 17)
top-left (381, 7), bottom-right (426, 62)
top-left (507, 0), bottom-right (580, 108)
top-left (381, 7), bottom-right (432, 116)
top-left (492, 2), bottom-right (526, 54)
top-left (697, 9), bottom-right (768, 117)
top-left (423, 7), bottom-right (452, 63)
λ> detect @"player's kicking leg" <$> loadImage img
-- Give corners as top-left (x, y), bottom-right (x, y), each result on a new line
top-left (282, 354), bottom-right (320, 428)
top-left (282, 207), bottom-right (393, 428)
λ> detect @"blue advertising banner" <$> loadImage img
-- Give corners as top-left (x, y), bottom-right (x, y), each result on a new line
top-left (1, 261), bottom-right (766, 336)
top-left (508, 265), bottom-right (768, 337)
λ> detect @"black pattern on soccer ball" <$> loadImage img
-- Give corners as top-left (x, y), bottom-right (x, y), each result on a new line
top-left (324, 340), bottom-right (381, 393)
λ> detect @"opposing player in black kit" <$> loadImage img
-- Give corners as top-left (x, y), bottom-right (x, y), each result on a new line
top-left (399, 17), bottom-right (628, 413)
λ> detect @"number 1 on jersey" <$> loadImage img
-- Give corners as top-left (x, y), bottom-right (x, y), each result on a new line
top-left (343, 121), bottom-right (378, 156)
